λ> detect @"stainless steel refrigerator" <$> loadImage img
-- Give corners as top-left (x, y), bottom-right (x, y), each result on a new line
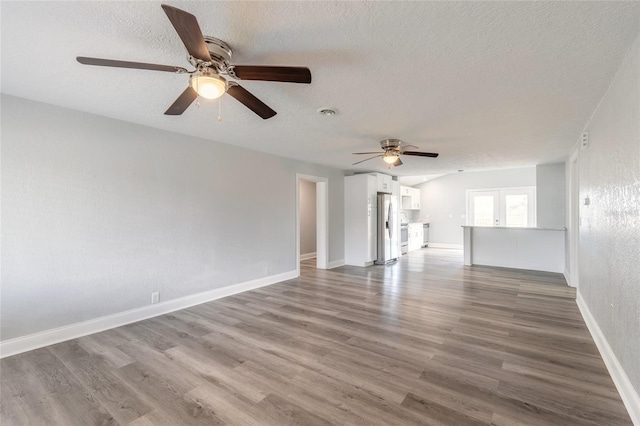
top-left (375, 193), bottom-right (399, 264)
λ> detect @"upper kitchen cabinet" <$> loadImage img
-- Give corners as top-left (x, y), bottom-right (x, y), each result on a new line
top-left (375, 173), bottom-right (392, 193)
top-left (411, 187), bottom-right (421, 209)
top-left (401, 186), bottom-right (421, 210)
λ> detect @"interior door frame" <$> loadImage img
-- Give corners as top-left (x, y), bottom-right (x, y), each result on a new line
top-left (568, 150), bottom-right (580, 288)
top-left (296, 174), bottom-right (329, 275)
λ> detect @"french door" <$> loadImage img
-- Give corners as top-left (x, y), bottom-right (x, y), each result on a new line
top-left (468, 187), bottom-right (535, 227)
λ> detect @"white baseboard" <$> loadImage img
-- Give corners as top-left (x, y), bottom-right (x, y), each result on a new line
top-left (327, 259), bottom-right (345, 269)
top-left (576, 292), bottom-right (640, 425)
top-left (0, 270), bottom-right (298, 359)
top-left (563, 268), bottom-right (572, 287)
top-left (300, 252), bottom-right (317, 261)
top-left (427, 243), bottom-right (464, 250)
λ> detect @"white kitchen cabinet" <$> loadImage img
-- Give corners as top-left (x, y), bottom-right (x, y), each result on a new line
top-left (410, 187), bottom-right (421, 210)
top-left (375, 173), bottom-right (392, 193)
top-left (407, 223), bottom-right (424, 252)
top-left (400, 186), bottom-right (421, 210)
top-left (345, 174), bottom-right (377, 266)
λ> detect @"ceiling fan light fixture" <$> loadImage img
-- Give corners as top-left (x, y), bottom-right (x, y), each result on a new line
top-left (190, 71), bottom-right (226, 99)
top-left (383, 151), bottom-right (399, 164)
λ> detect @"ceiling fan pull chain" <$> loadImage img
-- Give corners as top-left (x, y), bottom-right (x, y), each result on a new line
top-left (218, 96), bottom-right (222, 121)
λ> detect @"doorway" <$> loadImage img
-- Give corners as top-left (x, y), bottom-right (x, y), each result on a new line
top-left (296, 174), bottom-right (329, 274)
top-left (467, 187), bottom-right (536, 227)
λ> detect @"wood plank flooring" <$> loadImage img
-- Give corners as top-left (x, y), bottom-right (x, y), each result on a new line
top-left (1, 248), bottom-right (632, 425)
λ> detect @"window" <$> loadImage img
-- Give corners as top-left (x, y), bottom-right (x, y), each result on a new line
top-left (467, 187), bottom-right (536, 227)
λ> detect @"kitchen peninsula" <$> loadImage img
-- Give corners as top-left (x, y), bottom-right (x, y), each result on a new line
top-left (462, 226), bottom-right (566, 273)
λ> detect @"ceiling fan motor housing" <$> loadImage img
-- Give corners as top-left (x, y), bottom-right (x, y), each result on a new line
top-left (380, 138), bottom-right (403, 152)
top-left (188, 36), bottom-right (233, 70)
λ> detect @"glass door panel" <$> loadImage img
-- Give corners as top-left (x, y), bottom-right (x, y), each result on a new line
top-left (504, 194), bottom-right (528, 226)
top-left (500, 188), bottom-right (535, 227)
top-left (470, 191), bottom-right (499, 226)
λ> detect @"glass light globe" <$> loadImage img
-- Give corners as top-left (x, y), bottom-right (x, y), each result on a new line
top-left (383, 152), bottom-right (399, 164)
top-left (190, 72), bottom-right (226, 99)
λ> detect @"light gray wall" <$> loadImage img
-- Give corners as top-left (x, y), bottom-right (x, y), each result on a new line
top-left (417, 168), bottom-right (536, 245)
top-left (1, 95), bottom-right (345, 341)
top-left (536, 162), bottom-right (566, 228)
top-left (576, 33), bottom-right (640, 393)
top-left (299, 180), bottom-right (316, 255)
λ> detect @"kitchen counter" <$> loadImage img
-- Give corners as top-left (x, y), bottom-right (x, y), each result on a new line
top-left (462, 225), bottom-right (564, 231)
top-left (462, 226), bottom-right (565, 273)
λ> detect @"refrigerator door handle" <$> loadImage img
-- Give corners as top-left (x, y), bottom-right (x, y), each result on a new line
top-left (388, 202), bottom-right (393, 238)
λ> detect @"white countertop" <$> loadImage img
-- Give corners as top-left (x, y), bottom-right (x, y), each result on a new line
top-left (461, 226), bottom-right (566, 231)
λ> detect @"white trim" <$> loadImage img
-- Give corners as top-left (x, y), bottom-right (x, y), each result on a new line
top-left (300, 252), bottom-right (317, 261)
top-left (0, 270), bottom-right (298, 359)
top-left (427, 243), bottom-right (464, 250)
top-left (563, 269), bottom-right (571, 287)
top-left (327, 259), bottom-right (345, 269)
top-left (316, 181), bottom-right (329, 269)
top-left (576, 292), bottom-right (640, 425)
top-left (568, 148), bottom-right (580, 288)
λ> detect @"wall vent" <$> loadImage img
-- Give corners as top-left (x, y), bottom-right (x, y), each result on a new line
top-left (581, 132), bottom-right (589, 149)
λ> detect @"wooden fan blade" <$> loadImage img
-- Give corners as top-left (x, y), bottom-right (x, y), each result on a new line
top-left (402, 151), bottom-right (439, 158)
top-left (77, 57), bottom-right (187, 73)
top-left (393, 158), bottom-right (403, 167)
top-left (232, 66), bottom-right (312, 84)
top-left (352, 152), bottom-right (383, 155)
top-left (352, 155), bottom-right (382, 166)
top-left (227, 84), bottom-right (277, 119)
top-left (161, 5), bottom-right (211, 63)
top-left (164, 87), bottom-right (198, 115)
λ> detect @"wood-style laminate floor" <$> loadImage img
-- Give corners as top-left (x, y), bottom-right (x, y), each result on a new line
top-left (1, 248), bottom-right (632, 425)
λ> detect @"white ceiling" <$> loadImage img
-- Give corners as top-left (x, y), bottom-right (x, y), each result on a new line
top-left (398, 175), bottom-right (445, 188)
top-left (2, 1), bottom-right (639, 177)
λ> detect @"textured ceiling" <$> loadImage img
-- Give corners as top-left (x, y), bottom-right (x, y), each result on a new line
top-left (2, 1), bottom-right (639, 177)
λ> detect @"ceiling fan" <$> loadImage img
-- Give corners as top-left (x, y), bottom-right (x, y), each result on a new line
top-left (352, 139), bottom-right (439, 167)
top-left (76, 4), bottom-right (311, 119)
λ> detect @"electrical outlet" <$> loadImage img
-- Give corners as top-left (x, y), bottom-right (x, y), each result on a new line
top-left (264, 266), bottom-right (269, 276)
top-left (151, 292), bottom-right (160, 304)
